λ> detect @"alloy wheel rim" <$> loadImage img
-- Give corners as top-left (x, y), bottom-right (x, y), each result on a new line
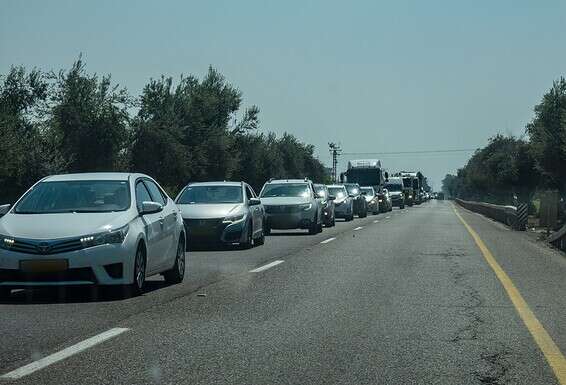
top-left (136, 250), bottom-right (145, 289)
top-left (177, 242), bottom-right (185, 276)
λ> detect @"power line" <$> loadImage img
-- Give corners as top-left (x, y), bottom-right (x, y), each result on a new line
top-left (341, 148), bottom-right (477, 156)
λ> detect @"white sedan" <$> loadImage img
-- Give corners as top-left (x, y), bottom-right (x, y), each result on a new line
top-left (0, 173), bottom-right (186, 298)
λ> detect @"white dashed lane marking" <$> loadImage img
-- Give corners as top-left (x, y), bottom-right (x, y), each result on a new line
top-left (320, 237), bottom-right (336, 244)
top-left (249, 260), bottom-right (285, 273)
top-left (1, 328), bottom-right (130, 380)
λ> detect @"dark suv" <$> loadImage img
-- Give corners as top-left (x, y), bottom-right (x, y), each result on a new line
top-left (343, 183), bottom-right (368, 218)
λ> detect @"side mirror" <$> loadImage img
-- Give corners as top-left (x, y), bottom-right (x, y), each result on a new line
top-left (249, 198), bottom-right (261, 206)
top-left (328, 195), bottom-right (336, 201)
top-left (384, 171), bottom-right (389, 182)
top-left (348, 194), bottom-right (355, 198)
top-left (0, 204), bottom-right (11, 217)
top-left (140, 201), bottom-right (163, 215)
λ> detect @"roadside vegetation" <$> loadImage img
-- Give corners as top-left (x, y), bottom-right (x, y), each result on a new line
top-left (0, 58), bottom-right (328, 203)
top-left (442, 77), bottom-right (566, 209)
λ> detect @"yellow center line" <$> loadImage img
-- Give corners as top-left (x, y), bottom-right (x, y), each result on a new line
top-left (452, 204), bottom-right (566, 384)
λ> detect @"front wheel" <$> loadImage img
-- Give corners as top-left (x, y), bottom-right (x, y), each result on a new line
top-left (256, 227), bottom-right (265, 245)
top-left (164, 237), bottom-right (186, 284)
top-left (241, 220), bottom-right (254, 249)
top-left (124, 245), bottom-right (146, 297)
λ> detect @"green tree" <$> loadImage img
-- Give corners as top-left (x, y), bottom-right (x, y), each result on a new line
top-left (526, 77), bottom-right (566, 194)
top-left (0, 66), bottom-right (59, 202)
top-left (49, 58), bottom-right (132, 173)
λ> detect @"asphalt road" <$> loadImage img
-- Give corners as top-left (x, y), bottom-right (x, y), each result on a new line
top-left (1, 200), bottom-right (566, 384)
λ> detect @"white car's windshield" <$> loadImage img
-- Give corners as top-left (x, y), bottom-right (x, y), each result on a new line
top-left (260, 184), bottom-right (309, 198)
top-left (177, 186), bottom-right (243, 204)
top-left (14, 181), bottom-right (130, 214)
top-left (328, 187), bottom-right (346, 198)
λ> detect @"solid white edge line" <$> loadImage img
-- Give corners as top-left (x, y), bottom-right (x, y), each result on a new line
top-left (1, 328), bottom-right (130, 380)
top-left (320, 237), bottom-right (336, 244)
top-left (354, 226), bottom-right (363, 231)
top-left (249, 260), bottom-right (284, 273)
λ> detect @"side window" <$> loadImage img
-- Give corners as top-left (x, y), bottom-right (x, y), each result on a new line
top-left (144, 180), bottom-right (167, 205)
top-left (135, 182), bottom-right (153, 209)
top-left (245, 185), bottom-right (255, 200)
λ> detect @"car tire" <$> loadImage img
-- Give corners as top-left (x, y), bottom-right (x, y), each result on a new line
top-left (163, 237), bottom-right (186, 284)
top-left (256, 228), bottom-right (265, 245)
top-left (331, 216), bottom-right (336, 227)
top-left (124, 244), bottom-right (146, 297)
top-left (308, 214), bottom-right (319, 235)
top-left (241, 220), bottom-right (254, 249)
top-left (264, 225), bottom-right (271, 236)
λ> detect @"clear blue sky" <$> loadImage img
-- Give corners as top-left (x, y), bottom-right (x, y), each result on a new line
top-left (2, 0), bottom-right (565, 189)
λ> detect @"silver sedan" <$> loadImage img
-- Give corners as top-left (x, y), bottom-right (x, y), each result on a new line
top-left (176, 182), bottom-right (265, 248)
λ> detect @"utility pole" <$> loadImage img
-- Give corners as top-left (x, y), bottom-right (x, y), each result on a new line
top-left (328, 142), bottom-right (342, 183)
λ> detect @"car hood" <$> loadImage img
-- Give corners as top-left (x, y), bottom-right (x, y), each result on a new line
top-left (178, 203), bottom-right (243, 219)
top-left (260, 197), bottom-right (310, 206)
top-left (0, 212), bottom-right (135, 240)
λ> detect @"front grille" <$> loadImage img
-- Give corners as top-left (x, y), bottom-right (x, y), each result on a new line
top-left (6, 237), bottom-right (84, 255)
top-left (264, 205), bottom-right (302, 214)
top-left (0, 267), bottom-right (97, 283)
top-left (184, 218), bottom-right (228, 242)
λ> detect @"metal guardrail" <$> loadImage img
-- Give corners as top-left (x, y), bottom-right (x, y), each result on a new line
top-left (455, 198), bottom-right (525, 230)
top-left (548, 224), bottom-right (566, 251)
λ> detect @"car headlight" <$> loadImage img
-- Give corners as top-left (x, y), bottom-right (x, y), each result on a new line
top-left (300, 203), bottom-right (312, 211)
top-left (80, 224), bottom-right (129, 248)
top-left (409, 195), bottom-right (413, 198)
top-left (0, 234), bottom-right (15, 250)
top-left (223, 212), bottom-right (246, 223)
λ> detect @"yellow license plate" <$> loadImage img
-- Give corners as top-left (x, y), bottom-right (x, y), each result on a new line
top-left (20, 260), bottom-right (69, 273)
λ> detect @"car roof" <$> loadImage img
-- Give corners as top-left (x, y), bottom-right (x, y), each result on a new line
top-left (186, 181), bottom-right (243, 187)
top-left (267, 179), bottom-right (310, 184)
top-left (327, 184), bottom-right (346, 188)
top-left (42, 172), bottom-right (135, 182)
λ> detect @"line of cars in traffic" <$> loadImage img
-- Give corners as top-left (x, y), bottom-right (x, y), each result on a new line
top-left (0, 172), bottom-right (431, 299)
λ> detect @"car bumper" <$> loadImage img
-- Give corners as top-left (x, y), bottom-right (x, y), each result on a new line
top-left (0, 244), bottom-right (134, 287)
top-left (334, 202), bottom-right (352, 217)
top-left (265, 212), bottom-right (314, 230)
top-left (185, 218), bottom-right (248, 244)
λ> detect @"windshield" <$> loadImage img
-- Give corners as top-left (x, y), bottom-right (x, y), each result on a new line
top-left (328, 187), bottom-right (346, 199)
top-left (314, 185), bottom-right (327, 198)
top-left (345, 168), bottom-right (381, 186)
top-left (260, 183), bottom-right (310, 198)
top-left (14, 181), bottom-right (130, 214)
top-left (344, 184), bottom-right (360, 196)
top-left (360, 187), bottom-right (374, 196)
top-left (177, 185), bottom-right (243, 204)
top-left (402, 178), bottom-right (412, 188)
top-left (385, 183), bottom-right (402, 192)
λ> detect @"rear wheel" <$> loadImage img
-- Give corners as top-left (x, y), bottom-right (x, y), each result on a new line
top-left (163, 237), bottom-right (186, 284)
